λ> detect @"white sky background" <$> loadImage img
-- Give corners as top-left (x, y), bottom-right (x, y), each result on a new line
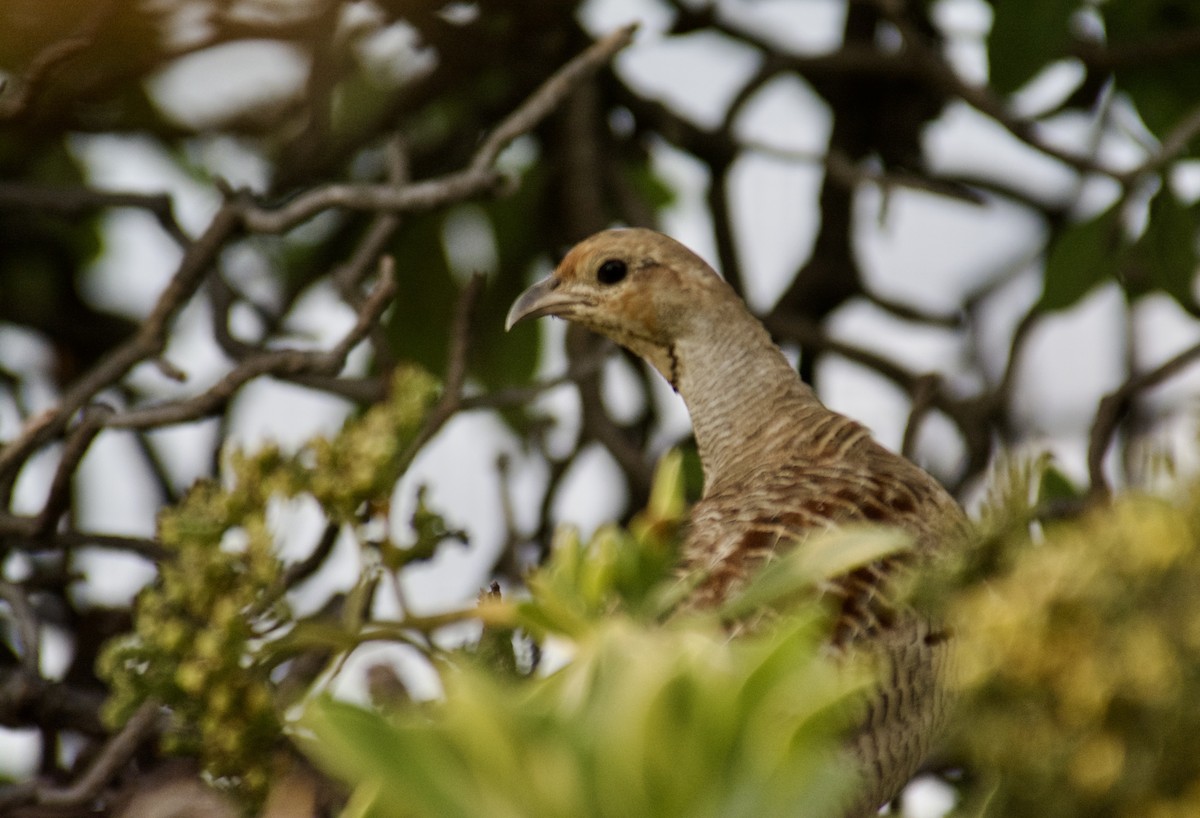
top-left (3, 0), bottom-right (1200, 810)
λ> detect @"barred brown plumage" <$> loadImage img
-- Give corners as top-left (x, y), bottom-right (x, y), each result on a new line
top-left (507, 227), bottom-right (967, 817)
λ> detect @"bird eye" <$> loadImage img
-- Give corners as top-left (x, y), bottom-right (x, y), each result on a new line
top-left (597, 259), bottom-right (627, 285)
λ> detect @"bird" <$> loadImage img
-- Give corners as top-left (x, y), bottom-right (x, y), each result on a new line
top-left (506, 227), bottom-right (967, 817)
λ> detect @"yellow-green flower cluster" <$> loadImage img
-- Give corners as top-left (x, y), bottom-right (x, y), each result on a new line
top-left (99, 481), bottom-right (285, 800)
top-left (946, 485), bottom-right (1200, 818)
top-left (98, 366), bottom-right (438, 804)
top-left (308, 366), bottom-right (438, 520)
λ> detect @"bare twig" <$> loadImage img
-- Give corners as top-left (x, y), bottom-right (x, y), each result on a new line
top-left (284, 522), bottom-right (341, 587)
top-left (1087, 338), bottom-right (1200, 498)
top-left (742, 140), bottom-right (986, 207)
top-left (0, 184), bottom-right (188, 245)
top-left (872, 0), bottom-right (1120, 181)
top-left (11, 530), bottom-right (168, 561)
top-left (0, 581), bottom-right (40, 674)
top-left (0, 204), bottom-right (242, 487)
top-left (399, 273), bottom-right (486, 468)
top-left (459, 347), bottom-right (609, 412)
top-left (765, 315), bottom-right (955, 410)
top-left (35, 403), bottom-right (114, 537)
top-left (36, 700), bottom-right (162, 808)
top-left (238, 24), bottom-right (638, 233)
top-left (0, 34), bottom-right (94, 121)
top-left (901, 374), bottom-right (942, 460)
top-left (1119, 99), bottom-right (1200, 183)
top-left (107, 259), bottom-right (396, 430)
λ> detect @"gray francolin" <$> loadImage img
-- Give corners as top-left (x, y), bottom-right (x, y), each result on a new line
top-left (506, 227), bottom-right (967, 817)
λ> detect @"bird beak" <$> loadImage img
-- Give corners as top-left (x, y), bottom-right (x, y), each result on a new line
top-left (505, 276), bottom-right (581, 331)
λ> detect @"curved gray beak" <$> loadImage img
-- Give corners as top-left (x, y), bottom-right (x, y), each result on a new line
top-left (505, 276), bottom-right (580, 331)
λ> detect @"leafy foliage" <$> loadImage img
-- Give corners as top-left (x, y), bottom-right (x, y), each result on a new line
top-left (1039, 205), bottom-right (1123, 312)
top-left (301, 454), bottom-right (896, 818)
top-left (1039, 190), bottom-right (1200, 314)
top-left (936, 466), bottom-right (1200, 817)
top-left (308, 617), bottom-right (863, 818)
top-left (1102, 0), bottom-right (1200, 140)
top-left (985, 0), bottom-right (1081, 95)
top-left (98, 367), bottom-right (440, 802)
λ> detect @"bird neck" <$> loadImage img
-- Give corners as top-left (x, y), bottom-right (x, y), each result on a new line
top-left (672, 313), bottom-right (827, 495)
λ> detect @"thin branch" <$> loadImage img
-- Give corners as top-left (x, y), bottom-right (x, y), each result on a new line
top-left (106, 259), bottom-right (397, 430)
top-left (399, 273), bottom-right (486, 467)
top-left (34, 403), bottom-right (113, 537)
top-left (459, 347), bottom-right (609, 412)
top-left (0, 204), bottom-right (242, 486)
top-left (0, 29), bottom-right (96, 121)
top-left (0, 184), bottom-right (188, 245)
top-left (238, 24), bottom-right (638, 233)
top-left (872, 0), bottom-right (1120, 181)
top-left (0, 582), bottom-right (40, 674)
top-left (1075, 29), bottom-right (1200, 72)
top-left (284, 522), bottom-right (341, 587)
top-left (36, 700), bottom-right (162, 808)
top-left (1087, 338), bottom-right (1200, 498)
top-left (1119, 98), bottom-right (1200, 183)
top-left (766, 315), bottom-right (945, 404)
top-left (742, 140), bottom-right (986, 207)
top-left (13, 530), bottom-right (169, 561)
top-left (901, 374), bottom-right (942, 460)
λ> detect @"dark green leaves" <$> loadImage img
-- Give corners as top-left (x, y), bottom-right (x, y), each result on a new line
top-left (1039, 204), bottom-right (1123, 312)
top-left (986, 0), bottom-right (1082, 95)
top-left (987, 0), bottom-right (1200, 152)
top-left (1039, 188), bottom-right (1199, 313)
top-left (1127, 186), bottom-right (1200, 307)
top-left (1101, 0), bottom-right (1200, 142)
top-left (304, 614), bottom-right (865, 818)
top-left (383, 166), bottom-right (547, 394)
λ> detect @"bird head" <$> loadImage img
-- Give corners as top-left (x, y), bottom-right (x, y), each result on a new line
top-left (505, 228), bottom-right (735, 386)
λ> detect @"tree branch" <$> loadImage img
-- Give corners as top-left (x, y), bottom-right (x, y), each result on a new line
top-left (1088, 338), bottom-right (1200, 498)
top-left (238, 24), bottom-right (638, 233)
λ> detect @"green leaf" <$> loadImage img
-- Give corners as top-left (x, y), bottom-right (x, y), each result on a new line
top-left (1039, 205), bottom-right (1123, 312)
top-left (1037, 464), bottom-right (1081, 506)
top-left (644, 449), bottom-right (685, 524)
top-left (986, 0), bottom-right (1080, 94)
top-left (384, 214), bottom-right (458, 376)
top-left (1123, 187), bottom-right (1199, 308)
top-left (624, 156), bottom-right (677, 212)
top-left (717, 526), bottom-right (911, 622)
top-left (304, 615), bottom-right (866, 818)
top-left (1102, 0), bottom-right (1200, 142)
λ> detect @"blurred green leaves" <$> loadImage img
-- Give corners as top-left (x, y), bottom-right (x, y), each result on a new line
top-left (1039, 188), bottom-right (1200, 313)
top-left (517, 450), bottom-right (686, 636)
top-left (307, 614), bottom-right (863, 818)
top-left (934, 466), bottom-right (1200, 817)
top-left (384, 165), bottom-right (546, 395)
top-left (986, 0), bottom-right (1200, 157)
top-left (1102, 0), bottom-right (1200, 140)
top-left (985, 0), bottom-right (1200, 318)
top-left (299, 452), bottom-right (905, 818)
top-left (985, 0), bottom-right (1079, 95)
top-left (1038, 204), bottom-right (1122, 312)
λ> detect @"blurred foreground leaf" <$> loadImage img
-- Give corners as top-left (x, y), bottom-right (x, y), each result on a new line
top-left (305, 612), bottom-right (866, 818)
top-left (298, 451), bottom-right (919, 818)
top-left (939, 477), bottom-right (1200, 817)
